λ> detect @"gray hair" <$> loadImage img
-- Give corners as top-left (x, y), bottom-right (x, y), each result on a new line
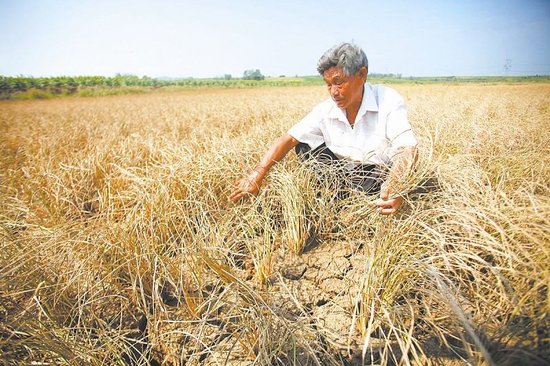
top-left (316, 43), bottom-right (368, 76)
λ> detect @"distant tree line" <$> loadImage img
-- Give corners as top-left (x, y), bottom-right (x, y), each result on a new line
top-left (369, 72), bottom-right (403, 79)
top-left (0, 71), bottom-right (309, 100)
top-left (242, 69), bottom-right (265, 80)
top-left (0, 70), bottom-right (268, 98)
top-left (2, 72), bottom-right (547, 100)
top-left (0, 74), bottom-right (168, 96)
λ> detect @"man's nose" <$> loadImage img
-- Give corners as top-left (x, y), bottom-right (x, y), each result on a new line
top-left (330, 85), bottom-right (340, 96)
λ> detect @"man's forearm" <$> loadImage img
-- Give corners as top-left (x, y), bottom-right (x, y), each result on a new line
top-left (253, 134), bottom-right (300, 178)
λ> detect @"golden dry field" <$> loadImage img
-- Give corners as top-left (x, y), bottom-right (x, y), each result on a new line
top-left (1, 83), bottom-right (549, 365)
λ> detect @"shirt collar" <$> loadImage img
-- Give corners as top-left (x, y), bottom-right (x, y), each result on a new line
top-left (361, 83), bottom-right (379, 112)
top-left (328, 83), bottom-right (379, 121)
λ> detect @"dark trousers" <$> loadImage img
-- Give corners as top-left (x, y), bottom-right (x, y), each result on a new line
top-left (295, 143), bottom-right (386, 195)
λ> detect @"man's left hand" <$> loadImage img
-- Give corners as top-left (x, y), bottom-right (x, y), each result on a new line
top-left (374, 186), bottom-right (404, 215)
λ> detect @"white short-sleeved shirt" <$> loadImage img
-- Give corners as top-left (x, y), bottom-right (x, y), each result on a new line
top-left (288, 83), bottom-right (417, 168)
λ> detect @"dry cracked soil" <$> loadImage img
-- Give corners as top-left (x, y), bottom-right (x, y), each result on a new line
top-left (141, 239), bottom-right (389, 365)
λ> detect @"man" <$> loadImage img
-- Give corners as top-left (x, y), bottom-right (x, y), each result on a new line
top-left (229, 43), bottom-right (417, 215)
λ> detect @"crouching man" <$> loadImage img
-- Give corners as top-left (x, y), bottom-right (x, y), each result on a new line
top-left (230, 42), bottom-right (418, 215)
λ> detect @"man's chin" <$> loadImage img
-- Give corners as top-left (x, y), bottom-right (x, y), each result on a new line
top-left (334, 100), bottom-right (346, 108)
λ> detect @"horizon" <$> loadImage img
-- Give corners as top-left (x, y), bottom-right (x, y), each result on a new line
top-left (1, 0), bottom-right (549, 78)
top-left (2, 73), bottom-right (550, 80)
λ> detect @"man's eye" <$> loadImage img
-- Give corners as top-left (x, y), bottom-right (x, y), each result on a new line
top-left (326, 80), bottom-right (343, 88)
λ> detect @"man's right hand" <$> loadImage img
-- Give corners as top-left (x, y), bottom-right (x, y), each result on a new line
top-left (229, 169), bottom-right (265, 202)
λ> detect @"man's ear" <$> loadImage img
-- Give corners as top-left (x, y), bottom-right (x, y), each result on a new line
top-left (360, 66), bottom-right (368, 80)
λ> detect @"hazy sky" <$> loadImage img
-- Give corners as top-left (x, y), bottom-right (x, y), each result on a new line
top-left (1, 0), bottom-right (549, 78)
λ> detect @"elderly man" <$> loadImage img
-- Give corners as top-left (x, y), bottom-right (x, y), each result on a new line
top-left (230, 43), bottom-right (417, 215)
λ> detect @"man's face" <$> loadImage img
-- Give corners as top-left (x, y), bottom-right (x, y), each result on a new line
top-left (323, 66), bottom-right (367, 110)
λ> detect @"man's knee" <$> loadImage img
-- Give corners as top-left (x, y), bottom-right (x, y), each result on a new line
top-left (295, 142), bottom-right (312, 159)
top-left (295, 143), bottom-right (339, 162)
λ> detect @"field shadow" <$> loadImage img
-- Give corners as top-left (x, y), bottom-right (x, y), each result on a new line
top-left (478, 317), bottom-right (549, 366)
top-left (409, 175), bottom-right (441, 197)
top-left (301, 227), bottom-right (322, 254)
